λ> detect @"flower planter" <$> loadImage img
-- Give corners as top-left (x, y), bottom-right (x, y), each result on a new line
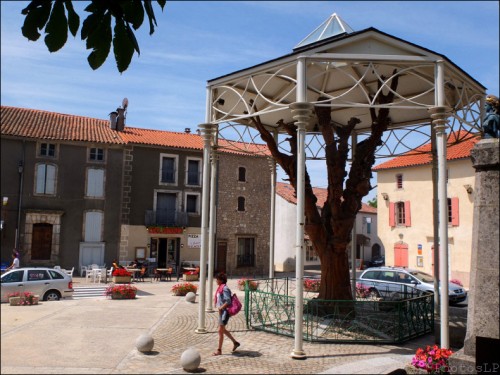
top-left (9, 296), bottom-right (21, 306)
top-left (112, 275), bottom-right (132, 283)
top-left (404, 364), bottom-right (428, 374)
top-left (183, 274), bottom-right (199, 281)
top-left (111, 292), bottom-right (136, 300)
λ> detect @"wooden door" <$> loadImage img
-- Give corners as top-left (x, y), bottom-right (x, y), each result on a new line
top-left (394, 243), bottom-right (409, 268)
top-left (216, 241), bottom-right (227, 274)
top-left (32, 223), bottom-right (52, 260)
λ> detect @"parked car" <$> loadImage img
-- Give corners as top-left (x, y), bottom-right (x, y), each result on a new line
top-left (1, 267), bottom-right (74, 302)
top-left (358, 266), bottom-right (467, 304)
top-left (366, 255), bottom-right (385, 268)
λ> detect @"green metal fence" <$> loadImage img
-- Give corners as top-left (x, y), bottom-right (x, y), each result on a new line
top-left (243, 277), bottom-right (434, 343)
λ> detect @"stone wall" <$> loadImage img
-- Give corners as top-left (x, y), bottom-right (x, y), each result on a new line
top-left (216, 153), bottom-right (271, 277)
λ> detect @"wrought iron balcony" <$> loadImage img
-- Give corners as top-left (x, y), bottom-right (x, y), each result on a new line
top-left (145, 209), bottom-right (188, 227)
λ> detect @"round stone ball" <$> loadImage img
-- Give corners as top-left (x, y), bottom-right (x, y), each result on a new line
top-left (136, 333), bottom-right (154, 353)
top-left (180, 347), bottom-right (201, 371)
top-left (185, 292), bottom-right (196, 303)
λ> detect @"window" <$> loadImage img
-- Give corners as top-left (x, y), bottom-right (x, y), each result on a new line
top-left (364, 217), bottom-right (372, 234)
top-left (160, 155), bottom-right (177, 184)
top-left (237, 197), bottom-right (245, 211)
top-left (89, 147), bottom-right (105, 162)
top-left (39, 143), bottom-right (56, 157)
top-left (238, 167), bottom-right (246, 182)
top-left (35, 163), bottom-right (56, 195)
top-left (86, 168), bottom-right (104, 198)
top-left (48, 270), bottom-right (65, 279)
top-left (186, 194), bottom-right (199, 214)
top-left (237, 237), bottom-right (255, 267)
top-left (27, 270), bottom-right (51, 281)
top-left (396, 174), bottom-right (403, 189)
top-left (396, 202), bottom-right (405, 225)
top-left (186, 159), bottom-right (201, 185)
top-left (84, 211), bottom-right (103, 242)
top-left (1, 270), bottom-right (24, 282)
top-left (389, 201), bottom-right (411, 227)
top-left (448, 197), bottom-right (459, 226)
top-left (306, 243), bottom-right (319, 261)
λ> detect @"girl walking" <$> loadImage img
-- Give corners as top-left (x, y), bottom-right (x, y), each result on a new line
top-left (213, 272), bottom-right (240, 356)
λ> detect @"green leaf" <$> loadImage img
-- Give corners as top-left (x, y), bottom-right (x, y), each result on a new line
top-left (157, 0), bottom-right (167, 10)
top-left (21, 0), bottom-right (52, 41)
top-left (122, 0), bottom-right (144, 30)
top-left (86, 12), bottom-right (112, 70)
top-left (143, 0), bottom-right (157, 35)
top-left (64, 0), bottom-right (80, 37)
top-left (113, 19), bottom-right (135, 73)
top-left (44, 0), bottom-right (68, 52)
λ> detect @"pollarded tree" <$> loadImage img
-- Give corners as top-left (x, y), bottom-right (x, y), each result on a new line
top-left (248, 71), bottom-right (399, 302)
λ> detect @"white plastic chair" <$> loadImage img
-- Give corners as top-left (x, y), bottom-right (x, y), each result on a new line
top-left (65, 267), bottom-right (74, 277)
top-left (96, 267), bottom-right (106, 283)
top-left (85, 268), bottom-right (96, 283)
top-left (54, 265), bottom-right (61, 269)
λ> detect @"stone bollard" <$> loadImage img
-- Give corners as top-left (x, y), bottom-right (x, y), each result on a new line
top-left (185, 292), bottom-right (196, 303)
top-left (180, 347), bottom-right (201, 371)
top-left (136, 333), bottom-right (154, 353)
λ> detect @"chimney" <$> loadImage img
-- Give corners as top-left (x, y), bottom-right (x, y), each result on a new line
top-left (116, 107), bottom-right (125, 131)
top-left (109, 111), bottom-right (118, 130)
top-left (185, 128), bottom-right (191, 134)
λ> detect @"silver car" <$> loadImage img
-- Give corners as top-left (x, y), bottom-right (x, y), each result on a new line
top-left (1, 267), bottom-right (74, 302)
top-left (358, 266), bottom-right (467, 304)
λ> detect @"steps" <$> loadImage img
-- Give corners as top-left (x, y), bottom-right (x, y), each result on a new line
top-left (72, 285), bottom-right (107, 300)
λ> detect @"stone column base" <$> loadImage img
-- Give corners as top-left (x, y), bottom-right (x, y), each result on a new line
top-left (448, 348), bottom-right (477, 374)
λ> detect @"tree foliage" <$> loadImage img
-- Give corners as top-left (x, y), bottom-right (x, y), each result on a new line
top-left (368, 197), bottom-right (377, 208)
top-left (20, 0), bottom-right (166, 73)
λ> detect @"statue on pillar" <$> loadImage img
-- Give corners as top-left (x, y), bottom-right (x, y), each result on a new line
top-left (482, 94), bottom-right (499, 139)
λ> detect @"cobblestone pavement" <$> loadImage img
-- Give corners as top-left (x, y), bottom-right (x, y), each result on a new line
top-left (1, 276), bottom-right (434, 374)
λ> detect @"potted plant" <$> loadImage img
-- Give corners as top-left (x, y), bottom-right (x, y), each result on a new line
top-left (237, 278), bottom-right (259, 291)
top-left (112, 268), bottom-right (132, 283)
top-left (8, 291), bottom-right (39, 306)
top-left (171, 282), bottom-right (198, 296)
top-left (105, 284), bottom-right (137, 299)
top-left (405, 345), bottom-right (454, 374)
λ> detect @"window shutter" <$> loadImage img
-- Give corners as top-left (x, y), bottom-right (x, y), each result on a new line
top-left (451, 197), bottom-right (459, 226)
top-left (36, 164), bottom-right (46, 193)
top-left (389, 202), bottom-right (395, 227)
top-left (404, 201), bottom-right (411, 227)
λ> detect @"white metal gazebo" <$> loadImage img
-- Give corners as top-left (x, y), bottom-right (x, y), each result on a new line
top-left (195, 13), bottom-right (485, 357)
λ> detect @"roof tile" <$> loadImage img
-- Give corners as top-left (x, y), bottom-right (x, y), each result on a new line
top-left (373, 131), bottom-right (480, 171)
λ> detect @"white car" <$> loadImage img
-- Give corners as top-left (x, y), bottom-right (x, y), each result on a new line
top-left (1, 267), bottom-right (74, 302)
top-left (358, 266), bottom-right (467, 304)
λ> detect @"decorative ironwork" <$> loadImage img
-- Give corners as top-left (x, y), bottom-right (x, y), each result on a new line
top-left (244, 277), bottom-right (434, 343)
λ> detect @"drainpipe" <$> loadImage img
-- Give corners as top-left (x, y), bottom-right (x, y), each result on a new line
top-left (15, 156), bottom-right (25, 251)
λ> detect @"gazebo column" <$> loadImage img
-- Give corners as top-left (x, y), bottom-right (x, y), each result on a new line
top-left (268, 153), bottom-right (277, 279)
top-left (429, 60), bottom-right (451, 349)
top-left (289, 101), bottom-right (313, 359)
top-left (196, 123), bottom-right (215, 333)
top-left (206, 148), bottom-right (218, 312)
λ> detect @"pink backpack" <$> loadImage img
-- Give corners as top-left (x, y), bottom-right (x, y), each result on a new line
top-left (227, 293), bottom-right (242, 316)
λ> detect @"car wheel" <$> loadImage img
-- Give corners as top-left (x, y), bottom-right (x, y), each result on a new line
top-left (44, 290), bottom-right (61, 301)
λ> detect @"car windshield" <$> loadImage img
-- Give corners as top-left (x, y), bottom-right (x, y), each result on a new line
top-left (409, 271), bottom-right (434, 283)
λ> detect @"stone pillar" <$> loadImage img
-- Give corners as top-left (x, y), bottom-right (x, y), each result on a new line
top-left (449, 138), bottom-right (499, 374)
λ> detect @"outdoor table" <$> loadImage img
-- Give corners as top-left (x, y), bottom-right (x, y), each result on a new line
top-left (126, 268), bottom-right (141, 281)
top-left (155, 268), bottom-right (172, 281)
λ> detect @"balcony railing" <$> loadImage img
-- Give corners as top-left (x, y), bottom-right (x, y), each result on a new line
top-left (145, 209), bottom-right (188, 227)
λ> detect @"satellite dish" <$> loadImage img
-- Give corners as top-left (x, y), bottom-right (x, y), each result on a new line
top-left (122, 97), bottom-right (129, 109)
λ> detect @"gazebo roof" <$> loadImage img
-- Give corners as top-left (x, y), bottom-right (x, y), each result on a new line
top-left (207, 14), bottom-right (485, 135)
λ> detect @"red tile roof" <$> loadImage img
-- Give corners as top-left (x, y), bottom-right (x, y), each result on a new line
top-left (276, 182), bottom-right (377, 213)
top-left (373, 131), bottom-right (480, 171)
top-left (1, 106), bottom-right (124, 144)
top-left (1, 106), bottom-right (269, 156)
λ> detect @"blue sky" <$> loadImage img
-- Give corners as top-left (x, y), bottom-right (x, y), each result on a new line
top-left (1, 1), bottom-right (499, 198)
